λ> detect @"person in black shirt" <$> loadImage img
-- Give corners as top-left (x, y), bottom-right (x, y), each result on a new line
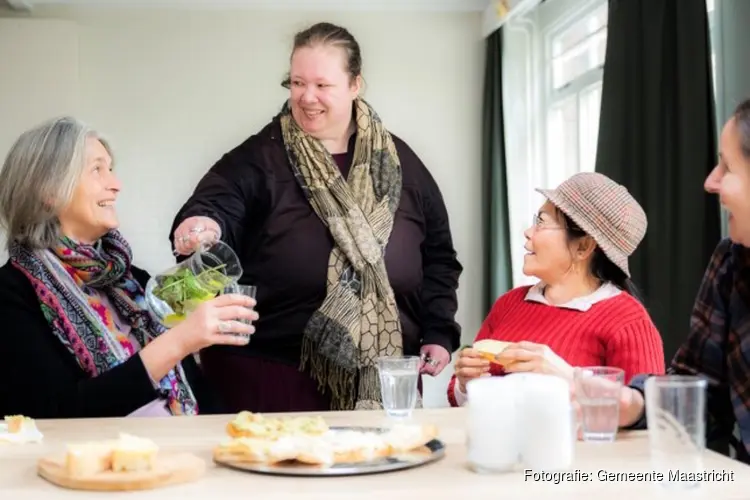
top-left (171, 22), bottom-right (463, 413)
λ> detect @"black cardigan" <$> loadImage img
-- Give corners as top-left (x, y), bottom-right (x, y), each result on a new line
top-left (171, 116), bottom-right (463, 366)
top-left (0, 261), bottom-right (224, 418)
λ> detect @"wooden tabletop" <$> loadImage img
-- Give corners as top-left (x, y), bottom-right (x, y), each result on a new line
top-left (2, 408), bottom-right (749, 499)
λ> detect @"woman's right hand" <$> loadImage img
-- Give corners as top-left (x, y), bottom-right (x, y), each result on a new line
top-left (170, 293), bottom-right (258, 355)
top-left (455, 348), bottom-right (490, 393)
top-left (172, 216), bottom-right (222, 255)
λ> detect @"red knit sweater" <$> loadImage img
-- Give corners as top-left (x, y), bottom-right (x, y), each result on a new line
top-left (447, 286), bottom-right (665, 407)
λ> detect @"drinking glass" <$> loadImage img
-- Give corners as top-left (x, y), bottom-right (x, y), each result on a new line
top-left (376, 356), bottom-right (420, 419)
top-left (573, 366), bottom-right (624, 442)
top-left (645, 375), bottom-right (707, 489)
top-left (223, 283), bottom-right (257, 340)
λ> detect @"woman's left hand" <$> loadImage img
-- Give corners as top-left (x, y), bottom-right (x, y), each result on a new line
top-left (498, 341), bottom-right (574, 380)
top-left (419, 344), bottom-right (450, 376)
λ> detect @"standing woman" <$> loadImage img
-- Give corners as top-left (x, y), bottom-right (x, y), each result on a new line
top-left (170, 22), bottom-right (463, 412)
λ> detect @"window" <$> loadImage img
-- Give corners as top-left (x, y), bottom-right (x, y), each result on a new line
top-left (544, 1), bottom-right (607, 187)
top-left (501, 0), bottom-right (609, 287)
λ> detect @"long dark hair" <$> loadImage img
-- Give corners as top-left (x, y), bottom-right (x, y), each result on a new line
top-left (556, 208), bottom-right (644, 303)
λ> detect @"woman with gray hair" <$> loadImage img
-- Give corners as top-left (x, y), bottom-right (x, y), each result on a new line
top-left (0, 116), bottom-right (256, 419)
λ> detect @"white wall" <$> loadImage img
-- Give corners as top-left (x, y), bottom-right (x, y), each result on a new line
top-left (0, 6), bottom-right (485, 407)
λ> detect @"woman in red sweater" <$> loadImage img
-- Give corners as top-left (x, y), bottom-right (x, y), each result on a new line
top-left (448, 172), bottom-right (665, 407)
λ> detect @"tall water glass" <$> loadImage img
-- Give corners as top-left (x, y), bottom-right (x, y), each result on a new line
top-left (377, 356), bottom-right (420, 419)
top-left (574, 367), bottom-right (624, 442)
top-left (645, 375), bottom-right (707, 489)
top-left (223, 283), bottom-right (257, 340)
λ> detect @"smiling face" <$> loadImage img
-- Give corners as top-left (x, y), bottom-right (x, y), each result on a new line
top-left (522, 202), bottom-right (577, 283)
top-left (705, 116), bottom-right (750, 246)
top-left (288, 44), bottom-right (361, 141)
top-left (58, 136), bottom-right (121, 244)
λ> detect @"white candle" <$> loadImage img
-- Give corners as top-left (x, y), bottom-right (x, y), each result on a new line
top-left (516, 373), bottom-right (575, 471)
top-left (465, 376), bottom-right (521, 473)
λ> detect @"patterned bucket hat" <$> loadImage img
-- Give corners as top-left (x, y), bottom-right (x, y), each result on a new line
top-left (535, 172), bottom-right (647, 278)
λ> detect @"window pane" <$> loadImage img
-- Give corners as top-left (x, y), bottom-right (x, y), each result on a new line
top-left (547, 96), bottom-right (579, 188)
top-left (552, 30), bottom-right (606, 89)
top-left (578, 83), bottom-right (602, 173)
top-left (551, 2), bottom-right (608, 57)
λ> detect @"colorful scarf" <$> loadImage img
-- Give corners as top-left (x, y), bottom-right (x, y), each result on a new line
top-left (280, 98), bottom-right (404, 410)
top-left (10, 230), bottom-right (198, 415)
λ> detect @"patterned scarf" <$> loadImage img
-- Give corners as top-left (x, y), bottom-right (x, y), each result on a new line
top-left (280, 98), bottom-right (404, 410)
top-left (10, 230), bottom-right (198, 415)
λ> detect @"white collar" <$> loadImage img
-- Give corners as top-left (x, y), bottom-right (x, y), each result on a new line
top-left (524, 281), bottom-right (621, 312)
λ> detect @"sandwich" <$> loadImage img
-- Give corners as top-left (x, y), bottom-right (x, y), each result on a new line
top-left (472, 339), bottom-right (513, 375)
top-left (1, 415), bottom-right (43, 444)
top-left (214, 414), bottom-right (439, 468)
top-left (225, 411), bottom-right (329, 440)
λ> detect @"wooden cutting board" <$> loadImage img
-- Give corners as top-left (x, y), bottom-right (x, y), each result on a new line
top-left (37, 453), bottom-right (205, 491)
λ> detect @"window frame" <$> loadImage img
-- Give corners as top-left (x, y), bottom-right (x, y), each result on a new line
top-left (539, 0), bottom-right (608, 188)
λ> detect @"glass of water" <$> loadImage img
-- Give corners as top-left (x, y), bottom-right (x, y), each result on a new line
top-left (573, 366), bottom-right (624, 442)
top-left (223, 283), bottom-right (257, 340)
top-left (645, 375), bottom-right (707, 489)
top-left (377, 356), bottom-right (420, 419)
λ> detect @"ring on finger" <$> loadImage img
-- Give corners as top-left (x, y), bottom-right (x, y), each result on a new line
top-left (217, 321), bottom-right (233, 333)
top-left (189, 226), bottom-right (204, 234)
top-left (428, 359), bottom-right (439, 367)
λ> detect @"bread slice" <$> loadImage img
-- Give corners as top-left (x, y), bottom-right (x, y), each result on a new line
top-left (381, 423), bottom-right (439, 453)
top-left (111, 433), bottom-right (159, 472)
top-left (65, 440), bottom-right (117, 477)
top-left (64, 434), bottom-right (159, 476)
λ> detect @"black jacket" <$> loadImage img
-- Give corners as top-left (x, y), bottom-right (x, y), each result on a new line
top-left (0, 261), bottom-right (224, 418)
top-left (170, 116), bottom-right (463, 365)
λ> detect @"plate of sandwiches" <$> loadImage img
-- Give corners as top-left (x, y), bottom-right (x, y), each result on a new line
top-left (213, 411), bottom-right (445, 476)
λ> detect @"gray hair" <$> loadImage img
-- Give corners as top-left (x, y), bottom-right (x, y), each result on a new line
top-left (0, 116), bottom-right (113, 250)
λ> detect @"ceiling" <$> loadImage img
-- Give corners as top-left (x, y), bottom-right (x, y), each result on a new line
top-left (3, 0), bottom-right (489, 11)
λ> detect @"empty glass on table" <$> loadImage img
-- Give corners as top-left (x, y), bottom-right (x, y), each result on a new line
top-left (645, 375), bottom-right (707, 489)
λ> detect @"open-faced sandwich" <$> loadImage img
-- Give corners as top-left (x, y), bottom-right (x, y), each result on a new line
top-left (215, 412), bottom-right (439, 468)
top-left (225, 411), bottom-right (329, 439)
top-left (0, 415), bottom-right (43, 444)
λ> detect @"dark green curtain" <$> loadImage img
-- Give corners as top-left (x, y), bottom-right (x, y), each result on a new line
top-left (482, 28), bottom-right (513, 315)
top-left (595, 0), bottom-right (720, 362)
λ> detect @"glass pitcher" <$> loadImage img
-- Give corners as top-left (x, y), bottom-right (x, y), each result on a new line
top-left (145, 240), bottom-right (243, 327)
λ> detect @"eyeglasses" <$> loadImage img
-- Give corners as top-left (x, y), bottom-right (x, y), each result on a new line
top-left (532, 213), bottom-right (565, 231)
